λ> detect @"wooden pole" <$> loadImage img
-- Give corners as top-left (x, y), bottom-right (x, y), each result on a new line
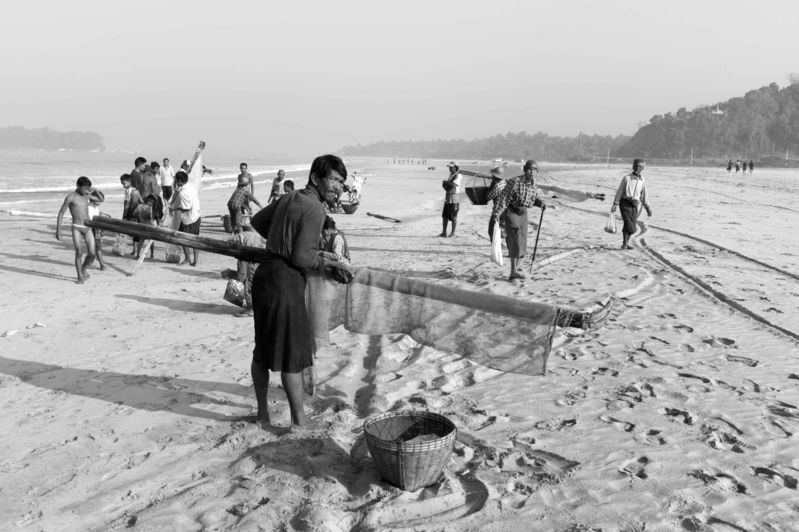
top-left (187, 141), bottom-right (206, 175)
top-left (528, 208), bottom-right (545, 275)
top-left (690, 147), bottom-right (693, 165)
top-left (85, 217), bottom-right (268, 263)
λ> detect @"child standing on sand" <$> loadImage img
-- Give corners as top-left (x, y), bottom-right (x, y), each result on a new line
top-left (133, 195), bottom-right (160, 259)
top-left (87, 189), bottom-right (108, 271)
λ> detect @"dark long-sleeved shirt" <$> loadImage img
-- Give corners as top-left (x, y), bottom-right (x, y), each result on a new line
top-left (251, 188), bottom-right (325, 271)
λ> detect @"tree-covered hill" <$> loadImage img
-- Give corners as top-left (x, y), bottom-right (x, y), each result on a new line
top-left (339, 132), bottom-right (630, 161)
top-left (615, 82), bottom-right (799, 159)
top-left (0, 126), bottom-right (106, 151)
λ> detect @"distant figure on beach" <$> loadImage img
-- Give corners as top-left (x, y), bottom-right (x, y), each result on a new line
top-left (180, 159), bottom-right (190, 173)
top-left (130, 157), bottom-right (148, 197)
top-left (727, 160), bottom-right (733, 173)
top-left (440, 162), bottom-right (462, 238)
top-left (120, 174), bottom-right (142, 221)
top-left (169, 171), bottom-right (202, 266)
top-left (228, 178), bottom-right (262, 234)
top-left (238, 163), bottom-right (254, 195)
top-left (485, 164), bottom-right (507, 243)
top-left (611, 158), bottom-right (652, 250)
top-left (749, 160), bottom-right (754, 173)
top-left (735, 160), bottom-right (741, 173)
top-left (55, 177), bottom-right (104, 284)
top-left (319, 216), bottom-right (351, 264)
top-left (268, 169), bottom-right (286, 204)
top-left (161, 158), bottom-right (175, 201)
top-left (348, 172), bottom-right (366, 203)
top-left (492, 160), bottom-right (546, 280)
top-left (249, 155), bottom-right (354, 431)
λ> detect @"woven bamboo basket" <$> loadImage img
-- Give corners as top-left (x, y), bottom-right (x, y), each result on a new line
top-left (222, 214), bottom-right (233, 233)
top-left (465, 186), bottom-right (490, 205)
top-left (364, 411), bottom-right (456, 491)
top-left (340, 203), bottom-right (359, 215)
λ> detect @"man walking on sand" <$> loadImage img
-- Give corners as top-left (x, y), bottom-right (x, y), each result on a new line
top-left (611, 158), bottom-right (652, 250)
top-left (55, 176), bottom-right (104, 284)
top-left (169, 171), bottom-right (202, 266)
top-left (492, 159), bottom-right (546, 281)
top-left (161, 158), bottom-right (175, 201)
top-left (440, 162), bottom-right (461, 237)
top-left (249, 154), bottom-right (354, 432)
top-left (239, 163), bottom-right (254, 195)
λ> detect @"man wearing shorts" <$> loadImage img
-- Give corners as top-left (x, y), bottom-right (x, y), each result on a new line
top-left (440, 162), bottom-right (461, 238)
top-left (55, 176), bottom-right (105, 284)
top-left (169, 171), bottom-right (202, 266)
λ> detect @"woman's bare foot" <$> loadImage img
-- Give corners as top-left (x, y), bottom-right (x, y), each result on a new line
top-left (99, 265), bottom-right (107, 271)
top-left (76, 277), bottom-right (85, 285)
top-left (509, 272), bottom-right (525, 281)
top-left (82, 268), bottom-right (91, 279)
top-left (235, 310), bottom-right (254, 318)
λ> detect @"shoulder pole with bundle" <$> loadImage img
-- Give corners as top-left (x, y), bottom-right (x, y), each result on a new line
top-left (128, 141), bottom-right (206, 276)
top-left (529, 207), bottom-right (545, 275)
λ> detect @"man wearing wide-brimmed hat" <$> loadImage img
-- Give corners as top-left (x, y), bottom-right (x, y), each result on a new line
top-left (491, 159), bottom-right (546, 281)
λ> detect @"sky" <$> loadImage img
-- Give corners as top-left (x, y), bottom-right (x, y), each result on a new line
top-left (2, 0), bottom-right (798, 156)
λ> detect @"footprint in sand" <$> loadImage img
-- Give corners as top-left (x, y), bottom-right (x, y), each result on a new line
top-left (701, 423), bottom-right (753, 454)
top-left (752, 466), bottom-right (798, 489)
top-left (533, 418), bottom-right (577, 431)
top-left (592, 367), bottom-right (620, 377)
top-left (725, 354), bottom-right (758, 367)
top-left (599, 414), bottom-right (635, 432)
top-left (788, 373), bottom-right (799, 381)
top-left (619, 456), bottom-right (650, 479)
top-left (661, 407), bottom-right (694, 426)
top-left (703, 336), bottom-right (736, 348)
top-left (441, 359), bottom-right (470, 374)
top-left (673, 324), bottom-right (694, 334)
top-left (767, 401), bottom-right (799, 420)
top-left (688, 469), bottom-right (747, 493)
top-left (636, 429), bottom-right (666, 446)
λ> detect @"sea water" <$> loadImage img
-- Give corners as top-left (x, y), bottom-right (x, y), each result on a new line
top-left (0, 149), bottom-right (363, 214)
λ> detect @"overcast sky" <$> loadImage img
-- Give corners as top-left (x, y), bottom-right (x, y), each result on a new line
top-left (2, 0), bottom-right (798, 156)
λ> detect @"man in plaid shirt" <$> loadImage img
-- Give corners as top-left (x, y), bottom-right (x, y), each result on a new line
top-left (227, 182), bottom-right (262, 234)
top-left (492, 159), bottom-right (546, 281)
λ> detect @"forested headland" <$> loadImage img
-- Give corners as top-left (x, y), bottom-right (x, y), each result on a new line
top-left (339, 132), bottom-right (631, 161)
top-left (0, 126), bottom-right (106, 151)
top-left (616, 81), bottom-right (799, 160)
top-left (340, 79), bottom-right (799, 164)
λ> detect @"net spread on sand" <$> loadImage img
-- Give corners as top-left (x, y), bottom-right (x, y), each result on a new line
top-left (307, 268), bottom-right (563, 376)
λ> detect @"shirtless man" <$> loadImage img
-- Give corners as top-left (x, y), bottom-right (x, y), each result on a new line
top-left (56, 176), bottom-right (104, 284)
top-left (238, 163), bottom-right (255, 195)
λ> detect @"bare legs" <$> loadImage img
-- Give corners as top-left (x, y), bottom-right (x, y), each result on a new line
top-left (509, 257), bottom-right (525, 280)
top-left (71, 227), bottom-right (96, 284)
top-left (622, 232), bottom-right (632, 249)
top-left (439, 218), bottom-right (457, 237)
top-left (250, 361), bottom-right (323, 431)
top-left (180, 246), bottom-right (199, 266)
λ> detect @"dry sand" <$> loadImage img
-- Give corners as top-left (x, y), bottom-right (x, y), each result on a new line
top-left (1, 161), bottom-right (798, 531)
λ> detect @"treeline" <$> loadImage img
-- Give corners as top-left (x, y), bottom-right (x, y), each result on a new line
top-left (0, 126), bottom-right (106, 151)
top-left (339, 132), bottom-right (631, 161)
top-left (616, 82), bottom-right (799, 159)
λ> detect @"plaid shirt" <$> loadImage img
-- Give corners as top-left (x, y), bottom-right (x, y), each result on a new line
top-left (491, 175), bottom-right (539, 218)
top-left (485, 179), bottom-right (506, 205)
top-left (227, 185), bottom-right (257, 210)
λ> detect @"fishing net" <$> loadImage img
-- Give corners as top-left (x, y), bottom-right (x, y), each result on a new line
top-left (306, 268), bottom-right (564, 376)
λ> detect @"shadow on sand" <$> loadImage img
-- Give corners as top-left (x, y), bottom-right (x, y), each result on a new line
top-left (0, 355), bottom-right (252, 421)
top-left (116, 294), bottom-right (238, 315)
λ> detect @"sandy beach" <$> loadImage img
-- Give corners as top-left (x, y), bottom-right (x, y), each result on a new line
top-left (1, 160), bottom-right (798, 531)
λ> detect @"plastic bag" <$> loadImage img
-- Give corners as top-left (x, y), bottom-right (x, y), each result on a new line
top-left (165, 213), bottom-right (184, 263)
top-left (112, 233), bottom-right (131, 255)
top-left (604, 213), bottom-right (618, 234)
top-left (490, 220), bottom-right (504, 266)
top-left (223, 279), bottom-right (246, 307)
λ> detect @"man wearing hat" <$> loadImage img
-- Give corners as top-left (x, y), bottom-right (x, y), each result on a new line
top-left (485, 164), bottom-right (507, 242)
top-left (491, 159), bottom-right (546, 280)
top-left (440, 162), bottom-right (462, 237)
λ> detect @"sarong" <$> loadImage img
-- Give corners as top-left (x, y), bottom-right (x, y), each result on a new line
top-left (251, 252), bottom-right (314, 373)
top-left (503, 206), bottom-right (528, 258)
top-left (619, 198), bottom-right (638, 235)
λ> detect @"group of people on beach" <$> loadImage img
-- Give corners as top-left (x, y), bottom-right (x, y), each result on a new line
top-left (727, 159), bottom-right (754, 173)
top-left (442, 158), bottom-right (649, 281)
